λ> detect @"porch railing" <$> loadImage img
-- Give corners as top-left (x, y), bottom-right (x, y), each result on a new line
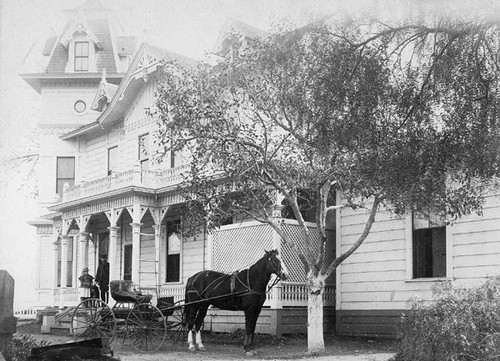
top-left (62, 164), bottom-right (190, 202)
top-left (141, 283), bottom-right (334, 309)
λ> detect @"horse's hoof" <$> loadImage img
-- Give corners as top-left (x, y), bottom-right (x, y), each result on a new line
top-left (188, 347), bottom-right (196, 352)
top-left (245, 351), bottom-right (255, 357)
top-left (198, 346), bottom-right (206, 352)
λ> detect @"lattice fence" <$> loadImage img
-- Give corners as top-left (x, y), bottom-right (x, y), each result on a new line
top-left (281, 222), bottom-right (336, 284)
top-left (211, 220), bottom-right (335, 284)
top-left (211, 222), bottom-right (274, 273)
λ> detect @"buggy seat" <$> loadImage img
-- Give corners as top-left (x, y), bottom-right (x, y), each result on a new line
top-left (110, 280), bottom-right (152, 304)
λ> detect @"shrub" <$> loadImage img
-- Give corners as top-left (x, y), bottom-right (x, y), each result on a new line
top-left (393, 276), bottom-right (500, 361)
top-left (2, 335), bottom-right (49, 361)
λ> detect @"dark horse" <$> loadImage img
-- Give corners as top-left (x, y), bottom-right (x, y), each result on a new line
top-left (184, 249), bottom-right (289, 353)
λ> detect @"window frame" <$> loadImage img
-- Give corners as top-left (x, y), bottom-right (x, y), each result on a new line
top-left (164, 219), bottom-right (182, 284)
top-left (56, 156), bottom-right (75, 195)
top-left (405, 211), bottom-right (453, 281)
top-left (107, 146), bottom-right (118, 176)
top-left (138, 133), bottom-right (150, 171)
top-left (74, 41), bottom-right (89, 71)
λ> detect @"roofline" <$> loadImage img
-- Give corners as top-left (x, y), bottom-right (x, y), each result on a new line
top-left (19, 72), bottom-right (125, 80)
top-left (60, 121), bottom-right (102, 140)
top-left (60, 43), bottom-right (158, 140)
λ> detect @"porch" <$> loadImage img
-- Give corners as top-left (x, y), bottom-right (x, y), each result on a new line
top-left (47, 218), bottom-right (336, 335)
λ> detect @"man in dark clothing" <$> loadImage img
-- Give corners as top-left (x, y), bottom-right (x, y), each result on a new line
top-left (96, 254), bottom-right (110, 303)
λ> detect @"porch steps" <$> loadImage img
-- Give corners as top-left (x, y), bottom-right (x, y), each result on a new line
top-left (49, 307), bottom-right (75, 336)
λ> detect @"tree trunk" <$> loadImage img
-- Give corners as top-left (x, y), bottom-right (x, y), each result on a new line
top-left (307, 275), bottom-right (325, 353)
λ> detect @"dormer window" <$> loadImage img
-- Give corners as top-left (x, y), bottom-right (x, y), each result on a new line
top-left (74, 41), bottom-right (89, 71)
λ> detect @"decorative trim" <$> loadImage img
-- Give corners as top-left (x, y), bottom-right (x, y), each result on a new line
top-left (124, 117), bottom-right (152, 132)
top-left (38, 126), bottom-right (79, 136)
top-left (36, 225), bottom-right (54, 235)
top-left (131, 51), bottom-right (162, 81)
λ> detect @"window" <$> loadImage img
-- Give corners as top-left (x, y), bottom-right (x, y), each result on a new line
top-left (138, 133), bottom-right (149, 171)
top-left (108, 146), bottom-right (118, 176)
top-left (165, 220), bottom-right (181, 283)
top-left (74, 100), bottom-right (86, 113)
top-left (56, 157), bottom-right (75, 195)
top-left (67, 237), bottom-right (73, 287)
top-left (412, 208), bottom-right (447, 278)
top-left (124, 245), bottom-right (132, 281)
top-left (74, 41), bottom-right (89, 71)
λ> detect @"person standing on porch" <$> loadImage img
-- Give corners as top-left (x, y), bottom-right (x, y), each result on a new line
top-left (78, 268), bottom-right (94, 302)
top-left (96, 254), bottom-right (110, 303)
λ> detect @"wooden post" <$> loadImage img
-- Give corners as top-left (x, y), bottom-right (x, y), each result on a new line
top-left (108, 226), bottom-right (119, 283)
top-left (131, 223), bottom-right (142, 284)
top-left (0, 270), bottom-right (16, 351)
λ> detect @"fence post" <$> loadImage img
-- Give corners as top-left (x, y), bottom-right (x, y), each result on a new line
top-left (0, 270), bottom-right (16, 352)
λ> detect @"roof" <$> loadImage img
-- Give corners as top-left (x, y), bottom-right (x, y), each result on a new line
top-left (61, 42), bottom-right (198, 140)
top-left (46, 18), bottom-right (116, 73)
top-left (212, 18), bottom-right (268, 55)
top-left (20, 0), bottom-right (136, 93)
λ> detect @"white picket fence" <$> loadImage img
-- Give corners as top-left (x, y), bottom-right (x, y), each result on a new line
top-left (14, 301), bottom-right (38, 319)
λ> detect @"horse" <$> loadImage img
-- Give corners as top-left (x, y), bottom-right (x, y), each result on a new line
top-left (184, 249), bottom-right (289, 354)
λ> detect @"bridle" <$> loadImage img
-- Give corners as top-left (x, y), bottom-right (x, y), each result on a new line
top-left (265, 254), bottom-right (285, 292)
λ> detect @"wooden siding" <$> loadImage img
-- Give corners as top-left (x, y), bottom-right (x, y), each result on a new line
top-left (336, 310), bottom-right (402, 338)
top-left (41, 87), bottom-right (98, 126)
top-left (122, 79), bottom-right (156, 167)
top-left (206, 307), bottom-right (335, 336)
top-left (337, 192), bottom-right (500, 337)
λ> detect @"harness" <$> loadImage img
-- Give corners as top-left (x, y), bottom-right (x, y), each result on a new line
top-left (186, 256), bottom-right (283, 302)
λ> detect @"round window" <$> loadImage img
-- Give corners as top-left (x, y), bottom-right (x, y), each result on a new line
top-left (74, 100), bottom-right (86, 113)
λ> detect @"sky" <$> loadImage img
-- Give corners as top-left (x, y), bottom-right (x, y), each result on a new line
top-left (0, 0), bottom-right (497, 305)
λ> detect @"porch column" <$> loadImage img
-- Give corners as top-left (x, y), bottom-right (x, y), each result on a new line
top-left (52, 241), bottom-right (59, 306)
top-left (154, 224), bottom-right (161, 293)
top-left (60, 236), bottom-right (70, 288)
top-left (108, 226), bottom-right (119, 283)
top-left (131, 223), bottom-right (142, 284)
top-left (78, 232), bottom-right (88, 275)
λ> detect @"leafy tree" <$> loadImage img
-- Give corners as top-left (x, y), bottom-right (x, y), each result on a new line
top-left (150, 16), bottom-right (500, 352)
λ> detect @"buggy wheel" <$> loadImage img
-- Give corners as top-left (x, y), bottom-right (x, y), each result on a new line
top-left (71, 298), bottom-right (116, 344)
top-left (126, 303), bottom-right (166, 353)
top-left (166, 300), bottom-right (188, 344)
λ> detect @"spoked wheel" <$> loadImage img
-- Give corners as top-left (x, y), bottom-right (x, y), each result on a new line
top-left (126, 303), bottom-right (167, 353)
top-left (71, 298), bottom-right (116, 343)
top-left (166, 300), bottom-right (188, 344)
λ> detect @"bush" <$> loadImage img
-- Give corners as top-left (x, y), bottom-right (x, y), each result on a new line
top-left (2, 335), bottom-right (49, 361)
top-left (393, 276), bottom-right (500, 361)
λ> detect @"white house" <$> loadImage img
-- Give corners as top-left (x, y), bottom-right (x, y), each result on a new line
top-left (23, 0), bottom-right (499, 339)
top-left (21, 0), bottom-right (335, 336)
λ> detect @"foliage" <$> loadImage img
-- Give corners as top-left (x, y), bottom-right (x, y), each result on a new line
top-left (2, 335), bottom-right (49, 361)
top-left (394, 277), bottom-right (500, 361)
top-left (151, 15), bottom-right (500, 282)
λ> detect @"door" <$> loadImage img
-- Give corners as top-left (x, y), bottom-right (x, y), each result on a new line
top-left (124, 245), bottom-right (132, 281)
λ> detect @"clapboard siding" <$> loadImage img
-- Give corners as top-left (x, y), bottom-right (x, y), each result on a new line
top-left (182, 238), bottom-right (204, 284)
top-left (337, 192), bottom-right (500, 337)
top-left (206, 307), bottom-right (335, 335)
top-left (337, 310), bottom-right (402, 338)
top-left (122, 80), bottom-right (156, 168)
top-left (41, 87), bottom-right (99, 126)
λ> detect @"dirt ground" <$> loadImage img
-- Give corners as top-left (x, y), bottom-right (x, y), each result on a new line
top-left (15, 320), bottom-right (397, 361)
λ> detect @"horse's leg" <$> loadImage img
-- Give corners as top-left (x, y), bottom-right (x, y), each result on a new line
top-left (243, 307), bottom-right (262, 354)
top-left (185, 304), bottom-right (197, 351)
top-left (194, 304), bottom-right (208, 351)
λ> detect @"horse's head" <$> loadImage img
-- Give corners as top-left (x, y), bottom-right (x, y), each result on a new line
top-left (264, 249), bottom-right (289, 281)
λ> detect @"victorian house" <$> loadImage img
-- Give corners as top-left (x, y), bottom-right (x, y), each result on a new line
top-left (22, 0), bottom-right (335, 336)
top-left (23, 0), bottom-right (500, 339)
